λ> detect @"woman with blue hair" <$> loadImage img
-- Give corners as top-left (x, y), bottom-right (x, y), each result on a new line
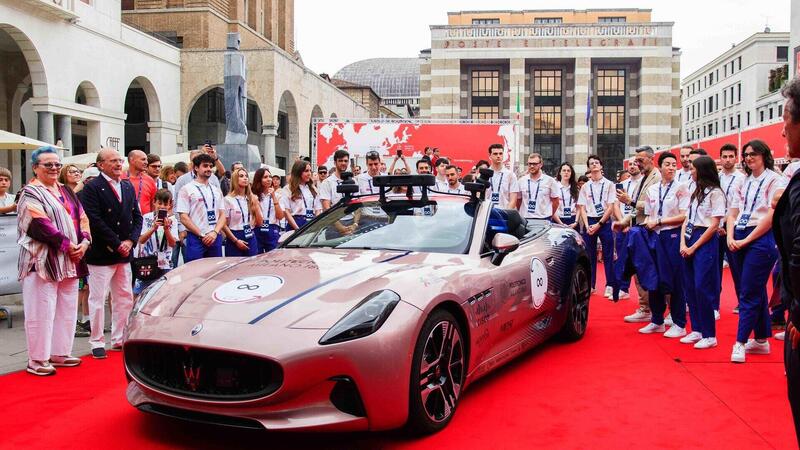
top-left (17, 146), bottom-right (91, 376)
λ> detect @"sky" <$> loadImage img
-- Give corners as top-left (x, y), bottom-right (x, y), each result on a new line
top-left (295, 0), bottom-right (790, 80)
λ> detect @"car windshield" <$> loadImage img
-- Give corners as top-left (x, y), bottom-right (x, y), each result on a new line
top-left (284, 198), bottom-right (477, 254)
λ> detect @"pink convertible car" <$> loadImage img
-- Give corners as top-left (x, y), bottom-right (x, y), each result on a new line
top-left (123, 173), bottom-right (590, 434)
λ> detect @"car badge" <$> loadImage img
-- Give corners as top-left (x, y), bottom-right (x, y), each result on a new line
top-left (183, 361), bottom-right (202, 392)
top-left (191, 323), bottom-right (203, 336)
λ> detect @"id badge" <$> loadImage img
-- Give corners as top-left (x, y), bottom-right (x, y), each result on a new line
top-left (562, 207), bottom-right (572, 217)
top-left (243, 224), bottom-right (254, 239)
top-left (527, 200), bottom-right (536, 213)
top-left (735, 214), bottom-right (750, 231)
top-left (594, 203), bottom-right (605, 215)
top-left (305, 209), bottom-right (314, 220)
top-left (157, 252), bottom-right (170, 270)
top-left (491, 192), bottom-right (500, 204)
top-left (206, 210), bottom-right (217, 225)
top-left (684, 223), bottom-right (694, 240)
top-left (423, 205), bottom-right (434, 216)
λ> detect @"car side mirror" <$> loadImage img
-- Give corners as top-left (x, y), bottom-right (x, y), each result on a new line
top-left (278, 230), bottom-right (294, 245)
top-left (490, 233), bottom-right (519, 266)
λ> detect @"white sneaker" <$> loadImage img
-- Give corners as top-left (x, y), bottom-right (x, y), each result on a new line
top-left (618, 290), bottom-right (630, 299)
top-left (694, 337), bottom-right (718, 349)
top-left (663, 325), bottom-right (686, 338)
top-left (680, 331), bottom-right (703, 344)
top-left (776, 332), bottom-right (786, 341)
top-left (639, 323), bottom-right (666, 334)
top-left (731, 342), bottom-right (746, 363)
top-left (714, 310), bottom-right (720, 321)
top-left (744, 339), bottom-right (770, 355)
top-left (604, 286), bottom-right (613, 298)
top-left (624, 309), bottom-right (652, 323)
top-left (664, 313), bottom-right (673, 326)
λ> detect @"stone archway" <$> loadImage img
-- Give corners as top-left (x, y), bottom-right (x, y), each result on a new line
top-left (277, 90), bottom-right (299, 167)
top-left (124, 76), bottom-right (162, 154)
top-left (309, 104), bottom-right (323, 162)
top-left (71, 80), bottom-right (102, 155)
top-left (186, 85), bottom-right (263, 156)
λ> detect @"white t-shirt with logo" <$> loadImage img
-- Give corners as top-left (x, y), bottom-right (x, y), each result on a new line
top-left (224, 195), bottom-right (254, 231)
top-left (620, 176), bottom-right (642, 216)
top-left (279, 184), bottom-right (321, 217)
top-left (516, 173), bottom-right (559, 219)
top-left (730, 169), bottom-right (788, 228)
top-left (357, 173), bottom-right (380, 195)
top-left (577, 177), bottom-right (616, 219)
top-left (318, 173), bottom-right (344, 206)
top-left (556, 184), bottom-right (577, 218)
top-left (176, 181), bottom-right (225, 236)
top-left (687, 188), bottom-right (726, 228)
top-left (488, 167), bottom-right (519, 209)
top-left (259, 194), bottom-right (279, 226)
top-left (644, 180), bottom-right (691, 232)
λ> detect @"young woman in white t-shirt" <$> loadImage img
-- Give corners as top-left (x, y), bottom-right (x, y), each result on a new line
top-left (280, 160), bottom-right (321, 230)
top-left (222, 168), bottom-right (262, 257)
top-left (680, 156), bottom-right (727, 349)
top-left (726, 140), bottom-right (788, 363)
top-left (252, 167), bottom-right (285, 253)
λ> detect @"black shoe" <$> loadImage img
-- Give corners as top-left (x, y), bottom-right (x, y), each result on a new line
top-left (78, 320), bottom-right (91, 332)
top-left (92, 347), bottom-right (107, 359)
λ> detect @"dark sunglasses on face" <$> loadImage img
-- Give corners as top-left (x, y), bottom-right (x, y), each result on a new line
top-left (743, 152), bottom-right (759, 158)
top-left (38, 162), bottom-right (63, 169)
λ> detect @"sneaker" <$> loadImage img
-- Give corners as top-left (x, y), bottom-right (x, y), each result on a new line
top-left (26, 360), bottom-right (56, 376)
top-left (680, 331), bottom-right (703, 344)
top-left (78, 320), bottom-right (91, 332)
top-left (731, 342), bottom-right (746, 363)
top-left (733, 305), bottom-right (739, 314)
top-left (664, 325), bottom-right (687, 338)
top-left (624, 309), bottom-right (652, 323)
top-left (92, 347), bottom-right (107, 359)
top-left (604, 286), bottom-right (613, 298)
top-left (776, 331), bottom-right (786, 341)
top-left (109, 344), bottom-right (123, 352)
top-left (694, 337), bottom-right (718, 349)
top-left (639, 323), bottom-right (666, 334)
top-left (744, 339), bottom-right (770, 355)
top-left (74, 323), bottom-right (89, 338)
top-left (664, 313), bottom-right (674, 327)
top-left (714, 310), bottom-right (721, 321)
top-left (618, 290), bottom-right (630, 299)
top-left (49, 355), bottom-right (81, 367)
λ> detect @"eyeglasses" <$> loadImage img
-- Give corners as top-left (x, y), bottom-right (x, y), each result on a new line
top-left (743, 152), bottom-right (759, 158)
top-left (102, 158), bottom-right (125, 164)
top-left (149, 164), bottom-right (163, 169)
top-left (318, 170), bottom-right (328, 174)
top-left (528, 162), bottom-right (542, 166)
top-left (37, 162), bottom-right (63, 169)
top-left (68, 169), bottom-right (82, 175)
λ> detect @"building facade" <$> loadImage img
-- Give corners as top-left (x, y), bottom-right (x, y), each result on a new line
top-left (681, 31), bottom-right (790, 146)
top-left (0, 0), bottom-right (182, 189)
top-left (420, 9), bottom-right (681, 174)
top-left (791, 1), bottom-right (800, 79)
top-left (122, 0), bottom-right (368, 169)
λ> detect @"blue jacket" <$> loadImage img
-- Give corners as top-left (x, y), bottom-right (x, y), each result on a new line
top-left (81, 175), bottom-right (143, 265)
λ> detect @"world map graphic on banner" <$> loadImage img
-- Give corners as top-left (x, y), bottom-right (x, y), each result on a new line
top-left (315, 121), bottom-right (518, 172)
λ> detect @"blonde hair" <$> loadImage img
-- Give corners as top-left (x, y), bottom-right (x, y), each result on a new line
top-left (58, 164), bottom-right (80, 185)
top-left (227, 167), bottom-right (253, 198)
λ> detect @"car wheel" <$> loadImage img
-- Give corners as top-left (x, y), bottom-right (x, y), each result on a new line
top-left (558, 263), bottom-right (590, 341)
top-left (407, 309), bottom-right (466, 434)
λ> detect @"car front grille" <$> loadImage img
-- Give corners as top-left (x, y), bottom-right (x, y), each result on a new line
top-left (125, 342), bottom-right (282, 401)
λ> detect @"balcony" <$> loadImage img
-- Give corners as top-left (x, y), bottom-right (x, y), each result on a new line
top-left (21, 0), bottom-right (79, 20)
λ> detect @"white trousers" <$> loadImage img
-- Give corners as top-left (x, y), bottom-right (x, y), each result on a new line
top-left (87, 263), bottom-right (133, 349)
top-left (22, 273), bottom-right (78, 363)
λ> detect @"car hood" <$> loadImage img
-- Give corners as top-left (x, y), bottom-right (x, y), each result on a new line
top-left (140, 248), bottom-right (421, 329)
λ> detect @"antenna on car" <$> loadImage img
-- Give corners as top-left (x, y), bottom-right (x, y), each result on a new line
top-left (335, 171), bottom-right (359, 203)
top-left (464, 168), bottom-right (492, 202)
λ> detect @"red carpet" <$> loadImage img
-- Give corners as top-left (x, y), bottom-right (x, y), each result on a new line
top-left (1, 266), bottom-right (795, 449)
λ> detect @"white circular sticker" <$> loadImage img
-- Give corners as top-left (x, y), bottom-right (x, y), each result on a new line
top-left (212, 276), bottom-right (284, 304)
top-left (529, 258), bottom-right (548, 309)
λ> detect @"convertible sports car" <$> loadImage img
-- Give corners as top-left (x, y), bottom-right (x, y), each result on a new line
top-left (123, 172), bottom-right (591, 434)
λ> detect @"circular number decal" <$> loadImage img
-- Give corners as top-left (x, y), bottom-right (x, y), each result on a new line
top-left (212, 275), bottom-right (284, 303)
top-left (529, 258), bottom-right (548, 309)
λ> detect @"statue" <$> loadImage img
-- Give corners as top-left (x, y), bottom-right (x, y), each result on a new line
top-left (224, 33), bottom-right (248, 145)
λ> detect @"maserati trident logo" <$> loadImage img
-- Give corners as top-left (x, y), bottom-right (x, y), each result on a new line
top-left (191, 323), bottom-right (203, 336)
top-left (183, 360), bottom-right (202, 392)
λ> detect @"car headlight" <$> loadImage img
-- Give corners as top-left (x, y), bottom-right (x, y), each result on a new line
top-left (319, 290), bottom-right (400, 345)
top-left (131, 277), bottom-right (167, 316)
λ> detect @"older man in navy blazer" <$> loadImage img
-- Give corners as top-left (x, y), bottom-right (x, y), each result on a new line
top-left (81, 148), bottom-right (142, 359)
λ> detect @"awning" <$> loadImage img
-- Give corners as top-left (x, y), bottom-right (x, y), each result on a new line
top-left (61, 152), bottom-right (99, 169)
top-left (0, 130), bottom-right (65, 151)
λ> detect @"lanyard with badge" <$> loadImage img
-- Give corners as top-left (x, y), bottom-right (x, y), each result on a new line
top-left (491, 173), bottom-right (502, 204)
top-left (560, 186), bottom-right (573, 217)
top-left (235, 197), bottom-right (254, 239)
top-left (590, 181), bottom-right (606, 215)
top-left (623, 180), bottom-right (636, 214)
top-left (195, 184), bottom-right (217, 226)
top-left (527, 178), bottom-right (541, 214)
top-left (263, 196), bottom-right (273, 226)
top-left (301, 189), bottom-right (314, 219)
top-left (736, 177), bottom-right (766, 231)
top-left (685, 198), bottom-right (699, 240)
top-left (657, 181), bottom-right (674, 219)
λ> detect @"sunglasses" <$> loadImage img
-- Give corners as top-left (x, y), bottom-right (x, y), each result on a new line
top-left (37, 162), bottom-right (63, 169)
top-left (366, 151), bottom-right (380, 157)
top-left (743, 152), bottom-right (759, 158)
top-left (528, 162), bottom-right (542, 166)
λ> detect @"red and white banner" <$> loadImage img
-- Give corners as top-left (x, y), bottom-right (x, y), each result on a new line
top-left (314, 120), bottom-right (518, 172)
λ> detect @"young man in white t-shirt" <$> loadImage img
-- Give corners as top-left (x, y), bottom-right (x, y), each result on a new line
top-left (676, 146), bottom-right (693, 183)
top-left (487, 143), bottom-right (518, 208)
top-left (443, 165), bottom-right (467, 194)
top-left (176, 153), bottom-right (226, 263)
top-left (516, 153), bottom-right (559, 220)
top-left (318, 149), bottom-right (350, 210)
top-left (577, 154), bottom-right (618, 294)
top-left (357, 151), bottom-right (382, 195)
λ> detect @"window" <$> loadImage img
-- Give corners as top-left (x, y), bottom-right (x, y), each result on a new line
top-left (534, 17), bottom-right (562, 24)
top-left (769, 108), bottom-right (774, 120)
top-left (703, 99), bottom-right (706, 115)
top-left (715, 93), bottom-right (719, 110)
top-left (737, 113), bottom-right (741, 129)
top-left (596, 69), bottom-right (626, 96)
top-left (532, 106), bottom-right (562, 134)
top-left (779, 104), bottom-right (784, 117)
top-left (246, 103), bottom-right (259, 132)
top-left (277, 111), bottom-right (288, 139)
top-left (738, 57), bottom-right (742, 71)
top-left (709, 72), bottom-right (714, 85)
top-left (778, 46), bottom-right (789, 62)
top-left (533, 70), bottom-right (561, 96)
top-left (723, 118), bottom-right (727, 132)
top-left (724, 65), bottom-right (727, 77)
top-left (472, 18), bottom-right (500, 25)
top-left (708, 96), bottom-right (713, 112)
top-left (532, 69), bottom-right (563, 172)
top-left (715, 121), bottom-right (718, 134)
top-left (598, 16), bottom-right (626, 23)
top-left (596, 105), bottom-right (625, 134)
top-left (737, 83), bottom-right (741, 102)
top-left (470, 69), bottom-right (500, 120)
top-left (760, 110), bottom-right (765, 122)
top-left (708, 123), bottom-right (713, 136)
top-left (206, 89), bottom-right (225, 123)
top-left (730, 116), bottom-right (734, 130)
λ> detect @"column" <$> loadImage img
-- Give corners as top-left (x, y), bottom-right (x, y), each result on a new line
top-left (509, 58), bottom-right (527, 172)
top-left (639, 56), bottom-right (675, 150)
top-left (262, 124), bottom-right (277, 166)
top-left (147, 121), bottom-right (182, 155)
top-left (429, 55), bottom-right (460, 119)
top-left (37, 111), bottom-right (54, 145)
top-left (55, 115), bottom-right (72, 157)
top-left (572, 57), bottom-right (591, 174)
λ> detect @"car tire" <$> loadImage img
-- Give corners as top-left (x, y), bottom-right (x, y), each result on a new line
top-left (407, 309), bottom-right (466, 435)
top-left (557, 262), bottom-right (590, 341)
